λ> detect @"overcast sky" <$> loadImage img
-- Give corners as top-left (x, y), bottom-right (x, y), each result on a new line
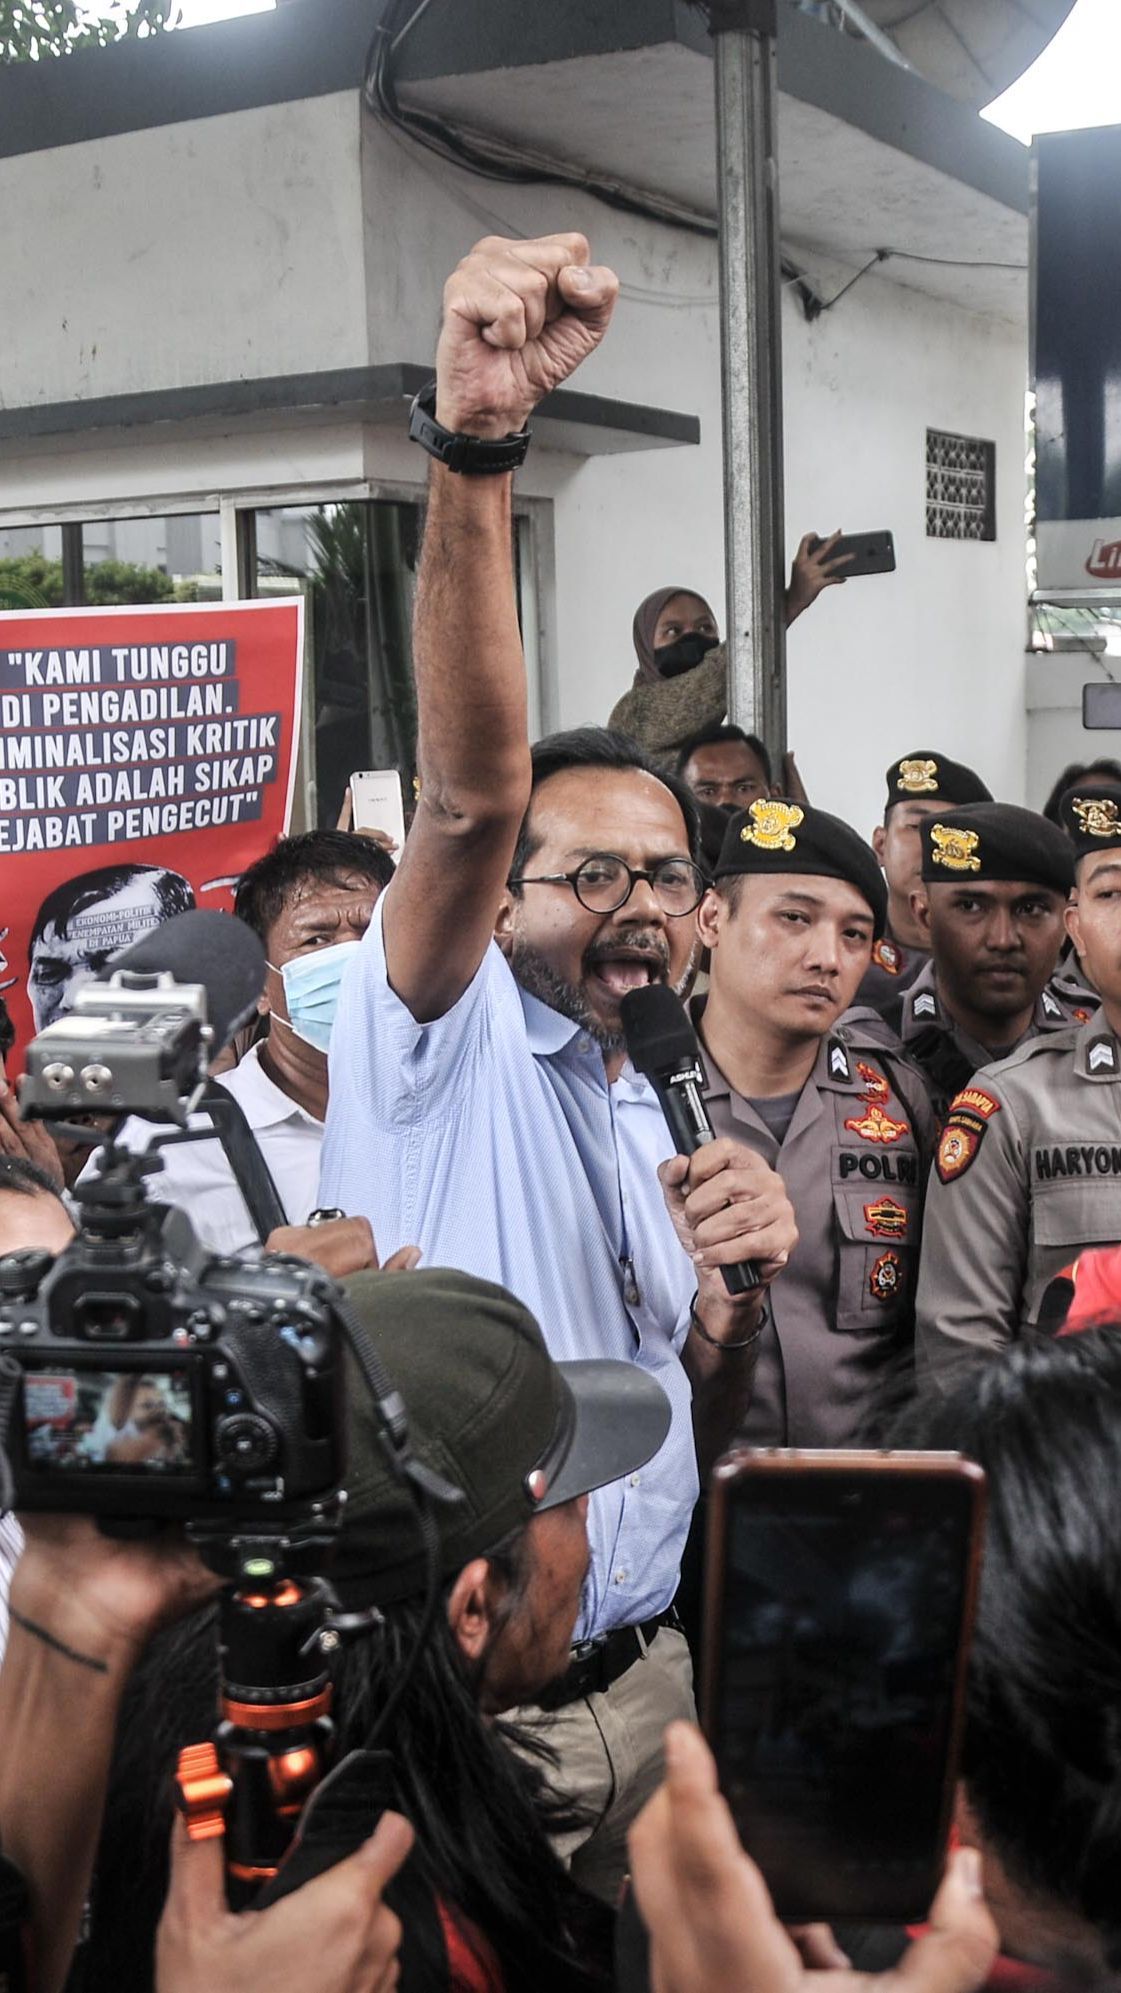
top-left (983, 0), bottom-right (1121, 145)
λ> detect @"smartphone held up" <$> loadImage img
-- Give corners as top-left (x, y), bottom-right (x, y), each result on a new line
top-left (701, 1449), bottom-right (985, 1925)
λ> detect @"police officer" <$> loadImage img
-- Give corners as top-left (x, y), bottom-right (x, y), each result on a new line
top-left (858, 750), bottom-right (992, 1012)
top-left (695, 796), bottom-right (934, 1447)
top-left (879, 801), bottom-right (1084, 1123)
top-left (915, 782), bottom-right (1121, 1382)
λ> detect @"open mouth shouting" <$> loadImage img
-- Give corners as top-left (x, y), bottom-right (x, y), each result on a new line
top-left (584, 940), bottom-right (669, 1006)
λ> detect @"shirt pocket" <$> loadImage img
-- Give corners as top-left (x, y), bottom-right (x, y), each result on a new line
top-left (1031, 1178), bottom-right (1121, 1251)
top-left (831, 1179), bottom-right (920, 1336)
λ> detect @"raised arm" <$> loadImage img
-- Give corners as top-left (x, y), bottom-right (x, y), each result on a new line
top-left (383, 233), bottom-right (618, 1022)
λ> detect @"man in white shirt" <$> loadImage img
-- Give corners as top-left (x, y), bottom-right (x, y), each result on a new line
top-left (84, 830), bottom-right (399, 1277)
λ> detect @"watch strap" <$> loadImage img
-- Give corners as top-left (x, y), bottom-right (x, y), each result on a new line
top-left (408, 378), bottom-right (531, 475)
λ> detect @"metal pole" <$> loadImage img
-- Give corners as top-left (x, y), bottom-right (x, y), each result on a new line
top-left (709, 0), bottom-right (786, 753)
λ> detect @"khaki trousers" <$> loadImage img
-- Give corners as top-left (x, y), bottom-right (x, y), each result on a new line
top-left (509, 1625), bottom-right (696, 1906)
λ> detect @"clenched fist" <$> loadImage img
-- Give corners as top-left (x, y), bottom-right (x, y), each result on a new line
top-left (435, 231), bottom-right (619, 439)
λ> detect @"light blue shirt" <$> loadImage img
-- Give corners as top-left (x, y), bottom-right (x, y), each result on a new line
top-left (321, 896), bottom-right (699, 1640)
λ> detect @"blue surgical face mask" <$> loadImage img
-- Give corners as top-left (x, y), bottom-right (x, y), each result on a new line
top-left (270, 939), bottom-right (362, 1054)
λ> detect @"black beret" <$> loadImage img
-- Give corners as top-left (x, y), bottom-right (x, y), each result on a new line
top-left (715, 799), bottom-right (887, 938)
top-left (1058, 783), bottom-right (1121, 863)
top-left (884, 751), bottom-right (992, 814)
top-left (920, 803), bottom-right (1074, 894)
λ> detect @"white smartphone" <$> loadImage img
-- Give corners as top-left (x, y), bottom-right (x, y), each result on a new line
top-left (348, 769), bottom-right (405, 859)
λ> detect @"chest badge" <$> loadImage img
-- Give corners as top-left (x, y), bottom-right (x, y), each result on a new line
top-left (929, 824), bottom-right (982, 873)
top-left (855, 1060), bottom-right (889, 1105)
top-left (871, 938), bottom-right (901, 975)
top-left (844, 1103), bottom-right (907, 1146)
top-left (740, 799), bottom-right (804, 852)
top-left (1074, 1007), bottom-right (1093, 1024)
top-left (864, 1196), bottom-right (908, 1240)
top-left (868, 1250), bottom-right (903, 1303)
top-left (897, 759), bottom-right (938, 794)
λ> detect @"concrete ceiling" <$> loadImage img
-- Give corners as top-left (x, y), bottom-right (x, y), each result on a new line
top-left (403, 40), bottom-right (1030, 324)
top-left (856, 0), bottom-right (1076, 106)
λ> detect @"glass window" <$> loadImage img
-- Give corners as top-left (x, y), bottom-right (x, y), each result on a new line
top-left (0, 514), bottom-right (221, 608)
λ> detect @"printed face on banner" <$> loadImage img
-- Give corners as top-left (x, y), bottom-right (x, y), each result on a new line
top-left (0, 600), bottom-right (304, 1062)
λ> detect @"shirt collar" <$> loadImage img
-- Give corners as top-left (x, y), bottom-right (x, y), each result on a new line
top-left (223, 1041), bottom-right (321, 1131)
top-left (519, 983), bottom-right (585, 1057)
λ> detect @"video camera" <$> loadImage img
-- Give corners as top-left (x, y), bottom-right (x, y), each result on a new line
top-left (0, 914), bottom-right (345, 1560)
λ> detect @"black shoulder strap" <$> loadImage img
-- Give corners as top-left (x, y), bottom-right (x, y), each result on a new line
top-left (201, 1078), bottom-right (287, 1244)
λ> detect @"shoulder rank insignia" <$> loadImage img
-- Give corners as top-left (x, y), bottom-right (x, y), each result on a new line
top-left (856, 1061), bottom-right (889, 1104)
top-left (868, 1250), bottom-right (903, 1302)
top-left (930, 823), bottom-right (981, 873)
top-left (1088, 1038), bottom-right (1118, 1074)
top-left (897, 758), bottom-right (938, 794)
top-left (935, 1088), bottom-right (1000, 1184)
top-left (1073, 794), bottom-right (1121, 838)
top-left (864, 1196), bottom-right (908, 1240)
top-left (913, 990), bottom-right (938, 1019)
top-left (871, 938), bottom-right (901, 975)
top-left (740, 798), bottom-right (804, 852)
top-left (828, 1041), bottom-right (851, 1081)
top-left (1041, 989), bottom-right (1061, 1018)
top-left (844, 1103), bottom-right (907, 1145)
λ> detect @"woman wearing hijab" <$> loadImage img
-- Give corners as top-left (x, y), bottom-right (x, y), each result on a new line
top-left (607, 532), bottom-right (850, 770)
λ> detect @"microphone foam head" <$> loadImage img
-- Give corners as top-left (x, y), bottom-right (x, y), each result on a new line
top-left (620, 983), bottom-right (699, 1079)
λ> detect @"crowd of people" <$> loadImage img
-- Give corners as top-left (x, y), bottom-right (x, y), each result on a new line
top-left (2, 228), bottom-right (1121, 1992)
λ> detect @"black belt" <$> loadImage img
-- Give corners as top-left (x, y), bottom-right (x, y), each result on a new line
top-left (534, 1606), bottom-right (682, 1711)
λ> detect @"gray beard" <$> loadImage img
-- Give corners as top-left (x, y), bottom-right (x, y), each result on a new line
top-left (509, 937), bottom-right (698, 1057)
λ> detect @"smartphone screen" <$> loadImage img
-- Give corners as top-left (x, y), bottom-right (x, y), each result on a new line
top-left (702, 1451), bottom-right (984, 1923)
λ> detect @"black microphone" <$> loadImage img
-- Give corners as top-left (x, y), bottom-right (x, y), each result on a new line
top-left (102, 909), bottom-right (266, 1061)
top-left (621, 984), bottom-right (762, 1297)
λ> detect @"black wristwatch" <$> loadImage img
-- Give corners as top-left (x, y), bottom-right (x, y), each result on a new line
top-left (408, 378), bottom-right (531, 475)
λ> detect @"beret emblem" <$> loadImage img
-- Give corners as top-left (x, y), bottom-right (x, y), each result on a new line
top-left (897, 758), bottom-right (938, 794)
top-left (740, 799), bottom-right (804, 853)
top-left (930, 823), bottom-right (981, 873)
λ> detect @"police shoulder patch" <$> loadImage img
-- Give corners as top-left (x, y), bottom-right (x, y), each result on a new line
top-left (871, 938), bottom-right (901, 975)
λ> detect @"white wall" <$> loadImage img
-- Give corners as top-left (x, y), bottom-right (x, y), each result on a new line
top-left (0, 92), bottom-right (1031, 843)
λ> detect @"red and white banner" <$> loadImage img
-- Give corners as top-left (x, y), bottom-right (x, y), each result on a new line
top-left (0, 597), bottom-right (304, 1063)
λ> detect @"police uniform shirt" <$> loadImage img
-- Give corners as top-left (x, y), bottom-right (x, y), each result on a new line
top-left (880, 959), bottom-right (1092, 1126)
top-left (694, 1004), bottom-right (934, 1447)
top-left (916, 1017), bottom-right (1121, 1383)
top-left (855, 934), bottom-right (931, 1016)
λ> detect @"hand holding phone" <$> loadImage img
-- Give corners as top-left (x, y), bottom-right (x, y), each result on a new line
top-left (346, 771), bottom-right (406, 861)
top-left (701, 1449), bottom-right (985, 1925)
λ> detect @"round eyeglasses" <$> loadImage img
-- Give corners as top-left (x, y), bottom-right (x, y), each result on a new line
top-left (508, 853), bottom-right (707, 917)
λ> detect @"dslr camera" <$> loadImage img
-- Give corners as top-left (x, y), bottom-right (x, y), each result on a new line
top-left (0, 964), bottom-right (344, 1532)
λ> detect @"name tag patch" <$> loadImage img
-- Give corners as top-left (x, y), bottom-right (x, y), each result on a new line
top-left (839, 1151), bottom-right (919, 1186)
top-left (1035, 1145), bottom-right (1121, 1180)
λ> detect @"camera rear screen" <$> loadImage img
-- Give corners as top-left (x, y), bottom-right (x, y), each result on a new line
top-left (713, 1476), bottom-right (974, 1919)
top-left (22, 1368), bottom-right (194, 1473)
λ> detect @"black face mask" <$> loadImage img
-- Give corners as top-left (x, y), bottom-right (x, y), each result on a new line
top-left (654, 631), bottom-right (718, 677)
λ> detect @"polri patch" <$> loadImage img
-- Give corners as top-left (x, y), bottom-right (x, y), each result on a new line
top-left (868, 1251), bottom-right (903, 1303)
top-left (864, 1196), bottom-right (908, 1240)
top-left (844, 1103), bottom-right (907, 1146)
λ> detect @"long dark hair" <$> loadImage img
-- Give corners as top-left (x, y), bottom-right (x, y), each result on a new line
top-left (897, 1331), bottom-right (1121, 1970)
top-left (86, 1536), bottom-right (611, 1990)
